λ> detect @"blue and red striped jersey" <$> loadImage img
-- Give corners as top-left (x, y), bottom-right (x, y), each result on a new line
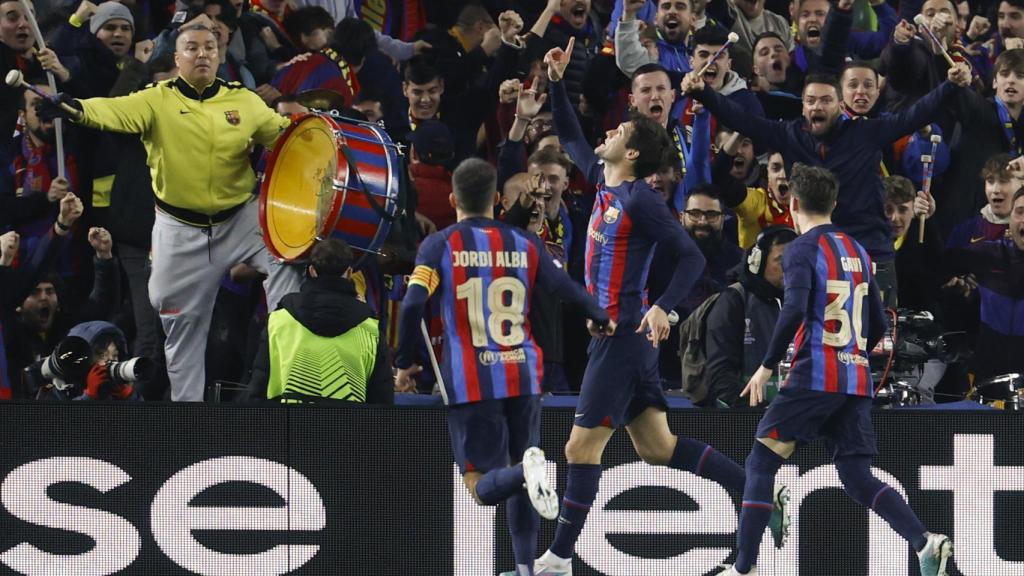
top-left (782, 225), bottom-right (884, 397)
top-left (408, 218), bottom-right (546, 404)
top-left (584, 179), bottom-right (704, 329)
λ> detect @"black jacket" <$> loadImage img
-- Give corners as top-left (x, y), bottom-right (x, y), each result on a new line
top-left (705, 266), bottom-right (783, 407)
top-left (895, 218), bottom-right (945, 320)
top-left (247, 276), bottom-right (393, 404)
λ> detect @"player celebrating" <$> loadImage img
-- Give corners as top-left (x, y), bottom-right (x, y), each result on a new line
top-left (394, 159), bottom-right (613, 576)
top-left (722, 164), bottom-right (954, 576)
top-left (533, 38), bottom-right (787, 576)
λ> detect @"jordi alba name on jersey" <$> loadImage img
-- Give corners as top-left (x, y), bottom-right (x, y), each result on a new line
top-left (410, 219), bottom-right (545, 404)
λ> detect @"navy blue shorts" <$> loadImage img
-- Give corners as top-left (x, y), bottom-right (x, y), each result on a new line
top-left (575, 331), bottom-right (667, 429)
top-left (756, 388), bottom-right (878, 458)
top-left (447, 395), bottom-right (541, 475)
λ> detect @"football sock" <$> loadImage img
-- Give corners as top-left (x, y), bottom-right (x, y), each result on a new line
top-left (549, 464), bottom-right (602, 559)
top-left (835, 455), bottom-right (928, 551)
top-left (507, 489), bottom-right (539, 576)
top-left (669, 436), bottom-right (746, 493)
top-left (476, 464), bottom-right (524, 506)
top-left (735, 441), bottom-right (785, 573)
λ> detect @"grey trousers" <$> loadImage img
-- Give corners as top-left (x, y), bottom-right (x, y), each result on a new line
top-left (148, 200), bottom-right (300, 401)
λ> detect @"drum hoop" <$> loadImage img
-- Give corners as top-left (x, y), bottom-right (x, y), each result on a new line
top-left (259, 114), bottom-right (317, 260)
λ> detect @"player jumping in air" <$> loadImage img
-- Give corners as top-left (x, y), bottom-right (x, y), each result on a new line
top-left (533, 38), bottom-right (788, 576)
top-left (720, 164), bottom-right (954, 576)
top-left (395, 159), bottom-right (614, 576)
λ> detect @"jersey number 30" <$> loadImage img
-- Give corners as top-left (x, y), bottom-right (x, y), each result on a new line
top-left (456, 277), bottom-right (526, 347)
top-left (823, 280), bottom-right (869, 350)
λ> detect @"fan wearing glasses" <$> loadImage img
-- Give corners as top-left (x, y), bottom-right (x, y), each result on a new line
top-left (650, 183), bottom-right (743, 389)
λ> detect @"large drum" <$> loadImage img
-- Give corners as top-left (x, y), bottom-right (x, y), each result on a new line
top-left (969, 373), bottom-right (1024, 410)
top-left (259, 113), bottom-right (401, 262)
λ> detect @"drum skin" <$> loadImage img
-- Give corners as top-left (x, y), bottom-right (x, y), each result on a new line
top-left (260, 113), bottom-right (399, 262)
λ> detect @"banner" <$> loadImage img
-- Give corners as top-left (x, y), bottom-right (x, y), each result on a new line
top-left (0, 403), bottom-right (1020, 575)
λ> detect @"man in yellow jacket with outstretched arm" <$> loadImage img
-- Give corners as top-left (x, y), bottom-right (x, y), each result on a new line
top-left (40, 23), bottom-right (300, 401)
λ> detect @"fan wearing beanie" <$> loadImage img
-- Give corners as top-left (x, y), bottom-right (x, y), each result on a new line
top-left (35, 0), bottom-right (137, 97)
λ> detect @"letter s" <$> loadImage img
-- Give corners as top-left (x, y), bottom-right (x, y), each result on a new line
top-left (1, 457), bottom-right (139, 576)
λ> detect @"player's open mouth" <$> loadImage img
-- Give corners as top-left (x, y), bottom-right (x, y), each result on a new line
top-left (990, 196), bottom-right (1005, 208)
top-left (649, 104), bottom-right (663, 116)
top-left (777, 182), bottom-right (790, 196)
top-left (806, 25), bottom-right (821, 40)
top-left (772, 60), bottom-right (784, 72)
top-left (665, 17), bottom-right (681, 30)
top-left (571, 4), bottom-right (587, 18)
top-left (733, 156), bottom-right (747, 169)
top-left (703, 67), bottom-right (718, 82)
top-left (37, 306), bottom-right (51, 324)
top-left (1005, 87), bottom-right (1019, 97)
top-left (853, 98), bottom-right (869, 107)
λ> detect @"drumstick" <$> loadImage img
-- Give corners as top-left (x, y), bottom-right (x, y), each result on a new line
top-left (421, 320), bottom-right (448, 405)
top-left (5, 70), bottom-right (80, 114)
top-left (696, 32), bottom-right (740, 77)
top-left (17, 0), bottom-right (65, 179)
top-left (918, 134), bottom-right (941, 243)
top-left (913, 14), bottom-right (956, 67)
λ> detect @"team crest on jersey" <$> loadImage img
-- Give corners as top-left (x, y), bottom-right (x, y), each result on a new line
top-left (603, 206), bottom-right (620, 224)
top-left (224, 110), bottom-right (241, 125)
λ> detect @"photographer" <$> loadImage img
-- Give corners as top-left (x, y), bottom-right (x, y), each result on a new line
top-left (4, 225), bottom-right (120, 397)
top-left (33, 321), bottom-right (142, 401)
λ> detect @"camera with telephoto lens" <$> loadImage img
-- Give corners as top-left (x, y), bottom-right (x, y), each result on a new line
top-left (105, 357), bottom-right (154, 384)
top-left (25, 336), bottom-right (93, 392)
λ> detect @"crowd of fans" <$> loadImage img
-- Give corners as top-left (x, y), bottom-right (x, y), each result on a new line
top-left (1, 0), bottom-right (1022, 404)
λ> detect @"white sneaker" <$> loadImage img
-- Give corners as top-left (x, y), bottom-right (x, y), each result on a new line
top-left (717, 565), bottom-right (757, 575)
top-left (918, 532), bottom-right (954, 576)
top-left (534, 550), bottom-right (572, 576)
top-left (523, 447), bottom-right (558, 520)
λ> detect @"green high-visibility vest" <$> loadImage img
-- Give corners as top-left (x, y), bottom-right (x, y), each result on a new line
top-left (266, 308), bottom-right (379, 402)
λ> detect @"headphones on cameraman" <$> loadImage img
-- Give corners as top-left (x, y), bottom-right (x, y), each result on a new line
top-left (747, 225), bottom-right (798, 275)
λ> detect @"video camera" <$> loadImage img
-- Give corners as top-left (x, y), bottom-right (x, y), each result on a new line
top-left (871, 309), bottom-right (969, 407)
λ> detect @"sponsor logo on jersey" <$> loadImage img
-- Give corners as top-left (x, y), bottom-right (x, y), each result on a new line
top-left (478, 349), bottom-right (526, 366)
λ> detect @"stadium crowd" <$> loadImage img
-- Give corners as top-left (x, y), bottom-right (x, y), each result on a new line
top-left (1, 0), bottom-right (1023, 404)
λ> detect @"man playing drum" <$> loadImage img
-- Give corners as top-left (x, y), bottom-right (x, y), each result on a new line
top-left (38, 23), bottom-right (300, 402)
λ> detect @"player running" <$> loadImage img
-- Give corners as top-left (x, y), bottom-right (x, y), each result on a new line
top-left (720, 164), bottom-right (954, 576)
top-left (395, 159), bottom-right (613, 576)
top-left (533, 38), bottom-right (788, 576)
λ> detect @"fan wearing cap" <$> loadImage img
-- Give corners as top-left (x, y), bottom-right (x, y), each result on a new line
top-left (407, 120), bottom-right (456, 230)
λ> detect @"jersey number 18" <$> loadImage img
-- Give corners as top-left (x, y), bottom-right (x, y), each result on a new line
top-left (456, 277), bottom-right (527, 347)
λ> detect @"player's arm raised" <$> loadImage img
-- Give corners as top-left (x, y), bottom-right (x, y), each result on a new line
top-left (545, 38), bottom-right (602, 184)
